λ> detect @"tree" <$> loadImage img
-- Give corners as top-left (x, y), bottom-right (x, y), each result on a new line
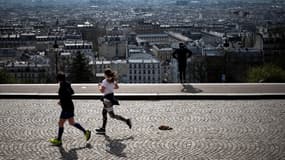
top-left (0, 69), bottom-right (16, 84)
top-left (68, 52), bottom-right (94, 83)
top-left (247, 64), bottom-right (285, 83)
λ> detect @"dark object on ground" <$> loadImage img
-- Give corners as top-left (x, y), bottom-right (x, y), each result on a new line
top-left (158, 125), bottom-right (173, 130)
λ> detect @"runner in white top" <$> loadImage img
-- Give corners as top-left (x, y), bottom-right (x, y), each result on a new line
top-left (96, 68), bottom-right (132, 134)
top-left (101, 79), bottom-right (116, 95)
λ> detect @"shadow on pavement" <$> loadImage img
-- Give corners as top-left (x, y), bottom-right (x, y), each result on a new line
top-left (104, 135), bottom-right (134, 158)
top-left (181, 84), bottom-right (203, 93)
top-left (58, 143), bottom-right (92, 160)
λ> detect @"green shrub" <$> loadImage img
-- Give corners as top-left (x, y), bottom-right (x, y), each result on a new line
top-left (247, 64), bottom-right (285, 82)
top-left (0, 69), bottom-right (16, 84)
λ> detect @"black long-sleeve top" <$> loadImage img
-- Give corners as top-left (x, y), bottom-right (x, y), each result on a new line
top-left (58, 81), bottom-right (74, 112)
top-left (173, 47), bottom-right (192, 69)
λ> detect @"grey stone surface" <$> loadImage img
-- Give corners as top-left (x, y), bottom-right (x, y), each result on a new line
top-left (0, 99), bottom-right (285, 160)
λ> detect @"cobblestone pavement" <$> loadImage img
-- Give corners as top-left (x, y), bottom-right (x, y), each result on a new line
top-left (0, 100), bottom-right (285, 160)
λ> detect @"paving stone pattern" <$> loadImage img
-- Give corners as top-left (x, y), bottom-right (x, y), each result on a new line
top-left (0, 100), bottom-right (285, 160)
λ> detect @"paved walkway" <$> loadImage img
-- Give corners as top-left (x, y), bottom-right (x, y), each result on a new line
top-left (1, 99), bottom-right (285, 159)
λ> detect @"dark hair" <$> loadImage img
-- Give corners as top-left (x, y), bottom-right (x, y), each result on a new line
top-left (179, 43), bottom-right (185, 48)
top-left (104, 68), bottom-right (116, 83)
top-left (56, 72), bottom-right (66, 82)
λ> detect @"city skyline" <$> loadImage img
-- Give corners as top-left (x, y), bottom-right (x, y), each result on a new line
top-left (0, 0), bottom-right (284, 5)
top-left (0, 0), bottom-right (284, 83)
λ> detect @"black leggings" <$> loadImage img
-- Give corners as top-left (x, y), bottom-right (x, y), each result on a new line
top-left (179, 71), bottom-right (186, 83)
top-left (102, 108), bottom-right (128, 129)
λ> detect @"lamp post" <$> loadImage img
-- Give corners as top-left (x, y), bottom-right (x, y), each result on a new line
top-left (53, 40), bottom-right (59, 75)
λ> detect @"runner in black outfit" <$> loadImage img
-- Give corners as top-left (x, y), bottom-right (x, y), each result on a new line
top-left (49, 73), bottom-right (91, 146)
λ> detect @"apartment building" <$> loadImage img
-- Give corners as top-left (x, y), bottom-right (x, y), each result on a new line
top-left (136, 34), bottom-right (177, 46)
top-left (63, 40), bottom-right (93, 55)
top-left (98, 35), bottom-right (127, 60)
top-left (93, 59), bottom-right (129, 83)
top-left (5, 61), bottom-right (50, 83)
top-left (128, 51), bottom-right (161, 83)
top-left (151, 44), bottom-right (178, 83)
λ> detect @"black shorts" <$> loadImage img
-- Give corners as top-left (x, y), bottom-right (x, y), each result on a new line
top-left (60, 111), bottom-right (74, 119)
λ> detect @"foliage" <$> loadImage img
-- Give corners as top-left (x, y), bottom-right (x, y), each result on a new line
top-left (68, 52), bottom-right (94, 83)
top-left (247, 64), bottom-right (285, 82)
top-left (0, 69), bottom-right (16, 84)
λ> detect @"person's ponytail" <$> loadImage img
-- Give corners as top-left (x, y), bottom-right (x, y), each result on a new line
top-left (104, 68), bottom-right (117, 83)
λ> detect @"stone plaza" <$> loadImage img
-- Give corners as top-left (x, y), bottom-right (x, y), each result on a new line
top-left (0, 99), bottom-right (284, 160)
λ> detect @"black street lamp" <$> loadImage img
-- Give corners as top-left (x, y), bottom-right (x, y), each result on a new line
top-left (53, 40), bottom-right (59, 74)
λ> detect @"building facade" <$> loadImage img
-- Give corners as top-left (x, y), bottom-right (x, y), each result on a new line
top-left (98, 36), bottom-right (127, 60)
top-left (5, 61), bottom-right (51, 83)
top-left (128, 59), bottom-right (161, 83)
